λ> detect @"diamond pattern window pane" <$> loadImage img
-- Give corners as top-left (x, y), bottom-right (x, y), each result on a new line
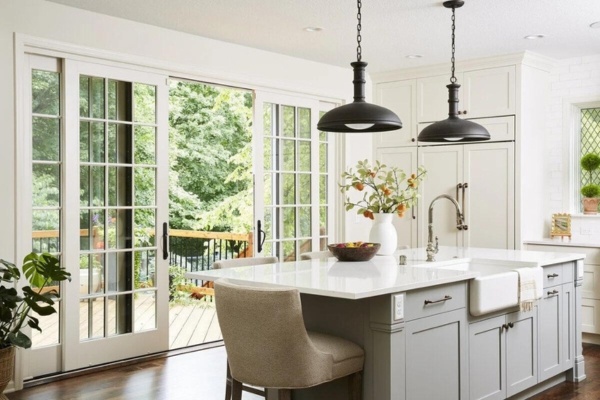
top-left (581, 108), bottom-right (600, 188)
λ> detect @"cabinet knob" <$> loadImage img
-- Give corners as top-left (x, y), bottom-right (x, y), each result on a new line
top-left (463, 110), bottom-right (468, 115)
top-left (547, 273), bottom-right (559, 278)
top-left (411, 138), bottom-right (416, 142)
top-left (508, 322), bottom-right (514, 329)
top-left (457, 111), bottom-right (463, 115)
top-left (547, 289), bottom-right (559, 297)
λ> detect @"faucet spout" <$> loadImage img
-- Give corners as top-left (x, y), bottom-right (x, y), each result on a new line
top-left (426, 194), bottom-right (465, 262)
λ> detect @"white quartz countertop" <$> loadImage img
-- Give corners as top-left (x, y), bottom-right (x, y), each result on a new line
top-left (184, 246), bottom-right (585, 300)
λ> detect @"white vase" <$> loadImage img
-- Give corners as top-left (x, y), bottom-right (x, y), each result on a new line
top-left (369, 213), bottom-right (398, 256)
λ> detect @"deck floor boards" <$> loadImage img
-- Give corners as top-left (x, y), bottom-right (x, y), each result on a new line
top-left (32, 297), bottom-right (219, 351)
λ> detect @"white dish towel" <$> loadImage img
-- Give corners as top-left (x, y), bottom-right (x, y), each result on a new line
top-left (514, 267), bottom-right (543, 312)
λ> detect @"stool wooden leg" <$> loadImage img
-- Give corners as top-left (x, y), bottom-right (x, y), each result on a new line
top-left (278, 389), bottom-right (292, 400)
top-left (349, 371), bottom-right (362, 400)
top-left (225, 362), bottom-right (232, 400)
top-left (231, 378), bottom-right (243, 400)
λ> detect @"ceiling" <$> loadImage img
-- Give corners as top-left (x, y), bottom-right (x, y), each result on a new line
top-left (45, 0), bottom-right (600, 73)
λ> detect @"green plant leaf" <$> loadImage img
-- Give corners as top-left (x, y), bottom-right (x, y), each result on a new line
top-left (27, 318), bottom-right (42, 333)
top-left (8, 332), bottom-right (31, 349)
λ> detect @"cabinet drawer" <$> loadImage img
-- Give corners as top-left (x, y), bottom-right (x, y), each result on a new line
top-left (543, 264), bottom-right (568, 288)
top-left (405, 282), bottom-right (466, 321)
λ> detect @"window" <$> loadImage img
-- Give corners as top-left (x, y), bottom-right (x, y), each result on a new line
top-left (579, 107), bottom-right (600, 212)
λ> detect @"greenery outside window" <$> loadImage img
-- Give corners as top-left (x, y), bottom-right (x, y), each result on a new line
top-left (579, 107), bottom-right (600, 213)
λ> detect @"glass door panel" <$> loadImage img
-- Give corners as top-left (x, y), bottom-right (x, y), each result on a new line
top-left (254, 92), bottom-right (334, 259)
top-left (63, 60), bottom-right (169, 371)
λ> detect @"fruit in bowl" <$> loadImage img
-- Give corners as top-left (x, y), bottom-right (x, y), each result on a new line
top-left (327, 242), bottom-right (381, 262)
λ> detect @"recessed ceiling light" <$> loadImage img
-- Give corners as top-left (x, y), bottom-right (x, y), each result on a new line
top-left (406, 54), bottom-right (423, 59)
top-left (303, 27), bottom-right (323, 32)
top-left (524, 34), bottom-right (546, 40)
top-left (590, 21), bottom-right (600, 29)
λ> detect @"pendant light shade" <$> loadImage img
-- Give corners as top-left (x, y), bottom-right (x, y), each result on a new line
top-left (317, 62), bottom-right (402, 132)
top-left (317, 1), bottom-right (402, 133)
top-left (417, 0), bottom-right (490, 143)
top-left (418, 83), bottom-right (490, 142)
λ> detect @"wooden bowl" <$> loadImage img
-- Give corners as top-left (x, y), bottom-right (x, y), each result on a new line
top-left (327, 243), bottom-right (381, 262)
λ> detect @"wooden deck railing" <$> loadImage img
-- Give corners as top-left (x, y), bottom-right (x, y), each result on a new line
top-left (31, 228), bottom-right (253, 299)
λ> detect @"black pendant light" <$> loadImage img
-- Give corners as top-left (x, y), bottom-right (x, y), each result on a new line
top-left (317, 0), bottom-right (402, 133)
top-left (417, 0), bottom-right (490, 142)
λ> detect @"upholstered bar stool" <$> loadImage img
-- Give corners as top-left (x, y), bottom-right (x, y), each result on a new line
top-left (212, 256), bottom-right (278, 400)
top-left (299, 250), bottom-right (333, 260)
top-left (215, 278), bottom-right (364, 400)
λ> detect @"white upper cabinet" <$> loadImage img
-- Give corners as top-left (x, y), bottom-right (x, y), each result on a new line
top-left (416, 66), bottom-right (516, 123)
top-left (374, 79), bottom-right (417, 147)
top-left (462, 66), bottom-right (516, 119)
top-left (416, 74), bottom-right (452, 123)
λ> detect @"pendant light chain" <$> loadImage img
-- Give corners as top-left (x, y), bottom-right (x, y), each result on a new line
top-left (450, 5), bottom-right (457, 83)
top-left (356, 0), bottom-right (362, 61)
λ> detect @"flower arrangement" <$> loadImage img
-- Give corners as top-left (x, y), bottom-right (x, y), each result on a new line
top-left (340, 160), bottom-right (426, 219)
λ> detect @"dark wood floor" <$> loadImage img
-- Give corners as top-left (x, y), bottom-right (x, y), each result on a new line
top-left (529, 343), bottom-right (600, 399)
top-left (8, 343), bottom-right (600, 399)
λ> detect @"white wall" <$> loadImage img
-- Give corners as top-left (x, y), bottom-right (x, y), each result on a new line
top-left (544, 54), bottom-right (600, 241)
top-left (0, 0), bottom-right (368, 261)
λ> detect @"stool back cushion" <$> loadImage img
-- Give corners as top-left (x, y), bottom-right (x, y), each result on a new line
top-left (215, 279), bottom-right (333, 388)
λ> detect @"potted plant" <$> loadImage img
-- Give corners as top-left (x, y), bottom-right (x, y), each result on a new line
top-left (581, 153), bottom-right (600, 214)
top-left (340, 159), bottom-right (426, 255)
top-left (0, 252), bottom-right (70, 396)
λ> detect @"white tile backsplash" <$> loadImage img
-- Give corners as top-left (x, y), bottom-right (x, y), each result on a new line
top-left (544, 54), bottom-right (600, 233)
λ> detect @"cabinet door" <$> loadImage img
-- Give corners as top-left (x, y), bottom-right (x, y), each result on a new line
top-left (416, 74), bottom-right (457, 123)
top-left (405, 309), bottom-right (467, 400)
top-left (462, 66), bottom-right (516, 118)
top-left (506, 309), bottom-right (538, 397)
top-left (376, 147), bottom-right (418, 248)
top-left (539, 286), bottom-right (563, 380)
top-left (418, 145), bottom-right (464, 247)
top-left (375, 80), bottom-right (417, 147)
top-left (463, 142), bottom-right (515, 249)
top-left (469, 316), bottom-right (506, 400)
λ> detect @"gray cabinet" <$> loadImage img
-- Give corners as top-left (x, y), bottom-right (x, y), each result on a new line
top-left (538, 263), bottom-right (575, 381)
top-left (402, 282), bottom-right (468, 399)
top-left (406, 308), bottom-right (468, 400)
top-left (469, 310), bottom-right (537, 400)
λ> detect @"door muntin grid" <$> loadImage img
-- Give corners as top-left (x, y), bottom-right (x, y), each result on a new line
top-left (79, 75), bottom-right (158, 340)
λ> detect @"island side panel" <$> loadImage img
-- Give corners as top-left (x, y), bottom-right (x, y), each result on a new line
top-left (298, 292), bottom-right (409, 400)
top-left (569, 259), bottom-right (587, 382)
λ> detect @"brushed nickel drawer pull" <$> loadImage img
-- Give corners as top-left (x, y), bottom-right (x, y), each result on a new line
top-left (424, 295), bottom-right (452, 305)
top-left (547, 289), bottom-right (559, 296)
top-left (547, 273), bottom-right (559, 278)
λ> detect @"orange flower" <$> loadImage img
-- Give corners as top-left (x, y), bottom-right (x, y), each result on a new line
top-left (353, 182), bottom-right (364, 191)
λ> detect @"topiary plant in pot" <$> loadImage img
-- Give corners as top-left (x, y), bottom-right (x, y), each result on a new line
top-left (0, 252), bottom-right (70, 396)
top-left (581, 153), bottom-right (600, 214)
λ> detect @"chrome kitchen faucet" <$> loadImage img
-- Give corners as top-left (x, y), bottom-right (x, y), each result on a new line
top-left (426, 194), bottom-right (467, 262)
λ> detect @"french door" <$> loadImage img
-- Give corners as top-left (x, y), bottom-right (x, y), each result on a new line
top-left (253, 92), bottom-right (337, 259)
top-left (24, 56), bottom-right (170, 375)
top-left (61, 60), bottom-right (170, 370)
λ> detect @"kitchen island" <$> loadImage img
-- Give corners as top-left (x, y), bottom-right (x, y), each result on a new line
top-left (186, 246), bottom-right (586, 400)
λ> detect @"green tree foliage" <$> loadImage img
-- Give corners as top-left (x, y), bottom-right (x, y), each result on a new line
top-left (169, 80), bottom-right (253, 232)
top-left (31, 71), bottom-right (254, 237)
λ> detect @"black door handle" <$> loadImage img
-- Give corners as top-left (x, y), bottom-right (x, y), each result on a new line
top-left (257, 220), bottom-right (267, 253)
top-left (162, 222), bottom-right (169, 260)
